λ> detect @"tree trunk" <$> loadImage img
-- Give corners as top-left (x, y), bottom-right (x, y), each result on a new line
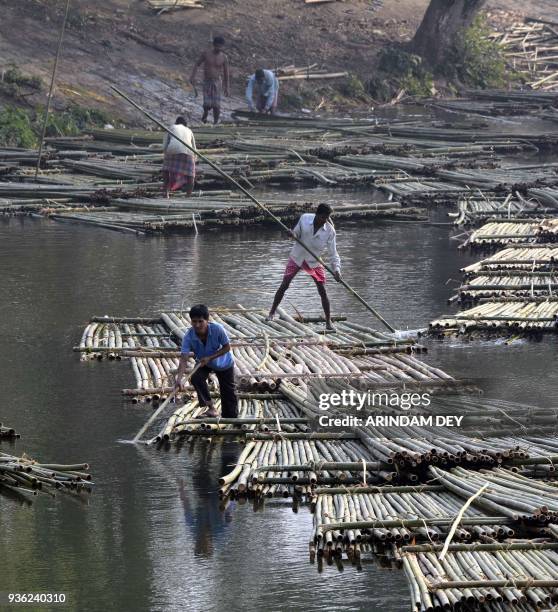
top-left (411, 0), bottom-right (486, 67)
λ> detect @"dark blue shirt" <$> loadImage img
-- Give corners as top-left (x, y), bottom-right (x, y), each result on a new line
top-left (181, 322), bottom-right (234, 370)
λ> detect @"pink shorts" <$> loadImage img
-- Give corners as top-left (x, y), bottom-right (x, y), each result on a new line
top-left (283, 258), bottom-right (326, 284)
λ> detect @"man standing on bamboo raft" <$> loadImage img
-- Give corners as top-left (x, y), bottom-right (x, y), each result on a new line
top-left (246, 68), bottom-right (279, 114)
top-left (174, 305), bottom-right (238, 419)
top-left (190, 36), bottom-right (230, 125)
top-left (267, 203), bottom-right (342, 331)
top-left (162, 116), bottom-right (196, 196)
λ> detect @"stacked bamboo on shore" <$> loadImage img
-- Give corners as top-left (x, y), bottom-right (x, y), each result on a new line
top-left (147, 0), bottom-right (204, 13)
top-left (492, 18), bottom-right (558, 90)
top-left (275, 64), bottom-right (348, 81)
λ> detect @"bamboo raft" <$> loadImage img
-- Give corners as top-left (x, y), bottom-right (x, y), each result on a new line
top-left (0, 451), bottom-right (93, 497)
top-left (403, 543), bottom-right (558, 611)
top-left (462, 221), bottom-right (542, 250)
top-left (77, 307), bottom-right (455, 402)
top-left (430, 299), bottom-right (558, 336)
top-left (452, 194), bottom-right (558, 227)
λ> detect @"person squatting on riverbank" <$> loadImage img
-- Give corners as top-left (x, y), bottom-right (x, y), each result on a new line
top-left (246, 68), bottom-right (279, 114)
top-left (162, 116), bottom-right (196, 196)
top-left (267, 204), bottom-right (342, 330)
top-left (174, 305), bottom-right (238, 418)
top-left (190, 36), bottom-right (230, 124)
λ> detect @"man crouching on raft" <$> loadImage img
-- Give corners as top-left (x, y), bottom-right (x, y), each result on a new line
top-left (267, 203), bottom-right (342, 330)
top-left (174, 304), bottom-right (238, 418)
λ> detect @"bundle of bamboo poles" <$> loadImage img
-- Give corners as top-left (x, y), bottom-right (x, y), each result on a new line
top-left (462, 220), bottom-right (543, 249)
top-left (430, 298), bottom-right (558, 336)
top-left (402, 542), bottom-right (558, 611)
top-left (452, 193), bottom-right (556, 227)
top-left (274, 64), bottom-right (348, 81)
top-left (492, 17), bottom-right (558, 90)
top-left (455, 271), bottom-right (558, 303)
top-left (0, 452), bottom-right (92, 495)
top-left (430, 466), bottom-right (558, 524)
top-left (463, 244), bottom-right (558, 275)
top-left (147, 0), bottom-right (204, 13)
top-left (313, 486), bottom-right (516, 558)
top-left (538, 218), bottom-right (558, 242)
top-left (218, 434), bottom-right (389, 499)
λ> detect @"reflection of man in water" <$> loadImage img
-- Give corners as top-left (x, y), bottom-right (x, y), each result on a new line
top-left (178, 441), bottom-right (235, 558)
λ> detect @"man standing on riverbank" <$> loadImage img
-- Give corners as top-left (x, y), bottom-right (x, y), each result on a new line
top-left (246, 68), bottom-right (279, 114)
top-left (174, 305), bottom-right (238, 418)
top-left (190, 36), bottom-right (230, 125)
top-left (267, 204), bottom-right (342, 330)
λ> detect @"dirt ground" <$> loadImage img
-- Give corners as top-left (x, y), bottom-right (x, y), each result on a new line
top-left (0, 0), bottom-right (556, 124)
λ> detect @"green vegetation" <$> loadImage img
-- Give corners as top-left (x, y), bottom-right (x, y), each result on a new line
top-left (0, 107), bottom-right (37, 148)
top-left (0, 104), bottom-right (114, 148)
top-left (43, 105), bottom-right (112, 137)
top-left (3, 66), bottom-right (43, 91)
top-left (368, 47), bottom-right (434, 101)
top-left (339, 74), bottom-right (367, 101)
top-left (449, 14), bottom-right (508, 88)
top-left (0, 65), bottom-right (43, 100)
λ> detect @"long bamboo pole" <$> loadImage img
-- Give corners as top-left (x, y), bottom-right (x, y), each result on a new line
top-left (35, 0), bottom-right (71, 179)
top-left (110, 86), bottom-right (396, 333)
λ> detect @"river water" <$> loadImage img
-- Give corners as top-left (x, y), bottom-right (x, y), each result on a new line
top-left (1, 194), bottom-right (557, 611)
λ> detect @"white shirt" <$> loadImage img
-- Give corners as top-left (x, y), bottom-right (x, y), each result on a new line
top-left (164, 124), bottom-right (196, 156)
top-left (290, 213), bottom-right (341, 272)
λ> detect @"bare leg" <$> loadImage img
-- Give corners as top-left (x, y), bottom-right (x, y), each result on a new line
top-left (191, 367), bottom-right (219, 417)
top-left (268, 277), bottom-right (293, 318)
top-left (213, 106), bottom-right (220, 125)
top-left (314, 280), bottom-right (333, 329)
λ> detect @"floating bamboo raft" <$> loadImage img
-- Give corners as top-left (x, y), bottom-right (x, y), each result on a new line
top-left (0, 451), bottom-right (93, 497)
top-left (430, 298), bottom-right (558, 336)
top-left (462, 220), bottom-right (542, 249)
top-left (77, 306), bottom-right (456, 402)
top-left (452, 194), bottom-right (558, 226)
top-left (403, 543), bottom-right (558, 611)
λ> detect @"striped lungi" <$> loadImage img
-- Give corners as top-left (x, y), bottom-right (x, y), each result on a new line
top-left (283, 257), bottom-right (326, 284)
top-left (203, 78), bottom-right (222, 109)
top-left (162, 153), bottom-right (195, 191)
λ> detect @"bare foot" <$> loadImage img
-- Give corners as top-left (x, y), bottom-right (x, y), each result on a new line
top-left (265, 312), bottom-right (276, 322)
top-left (326, 323), bottom-right (337, 332)
top-left (205, 409), bottom-right (219, 418)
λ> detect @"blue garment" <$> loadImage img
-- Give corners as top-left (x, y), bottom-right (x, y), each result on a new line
top-left (246, 70), bottom-right (279, 110)
top-left (181, 322), bottom-right (234, 370)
